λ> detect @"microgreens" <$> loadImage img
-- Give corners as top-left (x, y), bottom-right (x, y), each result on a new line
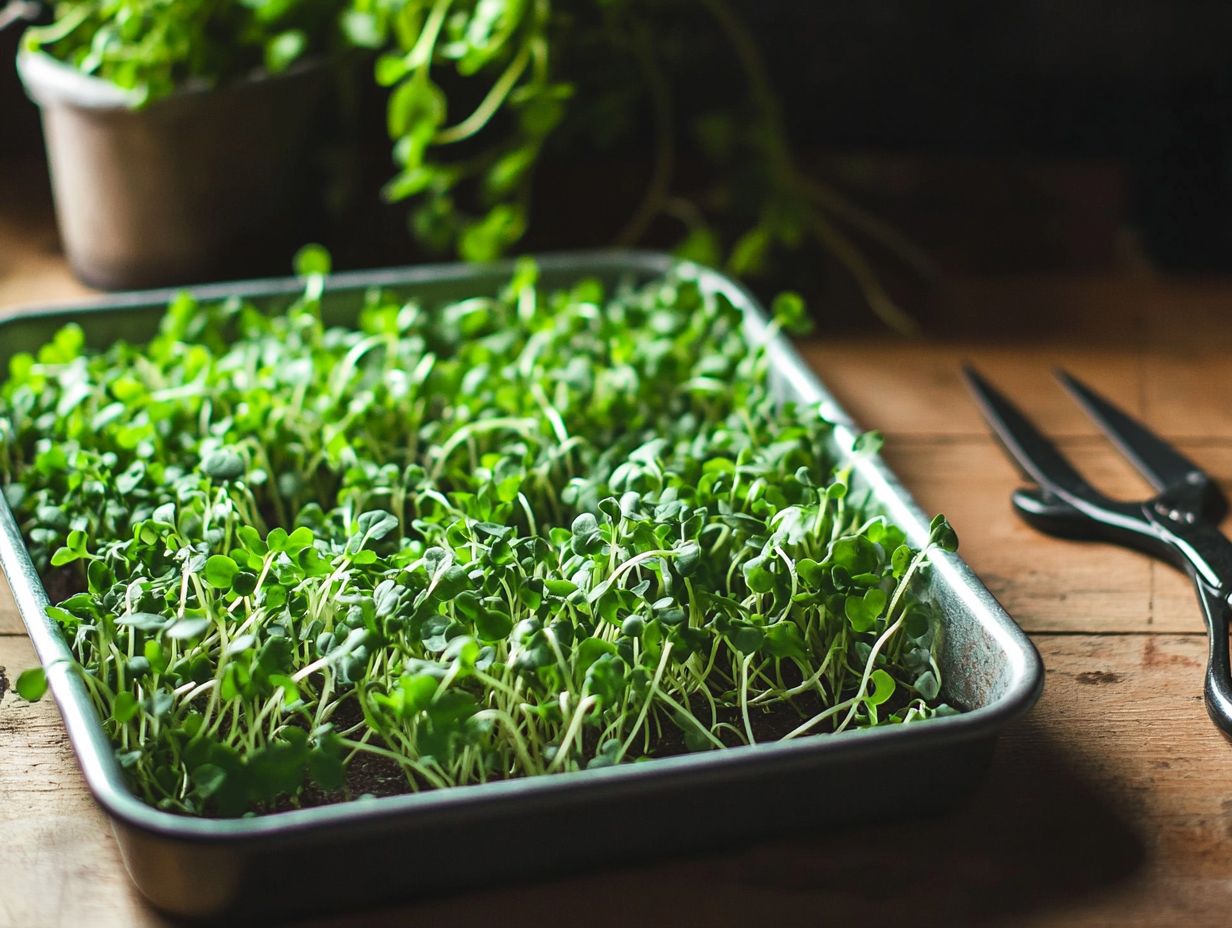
top-left (0, 257), bottom-right (957, 816)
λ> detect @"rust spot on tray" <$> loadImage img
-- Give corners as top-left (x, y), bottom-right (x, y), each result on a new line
top-left (1076, 671), bottom-right (1123, 686)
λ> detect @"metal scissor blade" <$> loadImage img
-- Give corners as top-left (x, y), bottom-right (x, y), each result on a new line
top-left (1054, 369), bottom-right (1219, 501)
top-left (962, 365), bottom-right (1094, 500)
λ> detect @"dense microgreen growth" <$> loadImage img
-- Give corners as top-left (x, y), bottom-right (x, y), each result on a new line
top-left (17, 0), bottom-right (926, 328)
top-left (0, 259), bottom-right (957, 816)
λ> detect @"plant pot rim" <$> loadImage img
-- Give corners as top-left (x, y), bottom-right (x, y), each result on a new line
top-left (16, 44), bottom-right (322, 112)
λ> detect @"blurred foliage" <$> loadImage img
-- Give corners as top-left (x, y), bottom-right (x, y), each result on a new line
top-left (18, 0), bottom-right (931, 328)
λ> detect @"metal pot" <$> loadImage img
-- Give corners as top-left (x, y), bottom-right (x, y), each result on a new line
top-left (17, 49), bottom-right (325, 290)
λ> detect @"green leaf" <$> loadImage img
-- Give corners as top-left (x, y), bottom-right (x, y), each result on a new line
top-left (570, 512), bottom-right (601, 556)
top-left (675, 541), bottom-right (701, 577)
top-left (544, 579), bottom-right (578, 597)
top-left (485, 146), bottom-right (535, 197)
top-left (675, 226), bottom-right (721, 266)
top-left (117, 612), bottom-right (169, 631)
top-left (374, 53), bottom-right (410, 87)
top-left (237, 525), bottom-right (267, 555)
top-left (341, 10), bottom-right (383, 48)
top-left (384, 166), bottom-right (438, 201)
top-left (232, 570), bottom-right (259, 597)
top-left (264, 29), bottom-right (306, 75)
top-left (201, 449), bottom-right (245, 481)
top-left (853, 430), bottom-right (884, 456)
top-left (388, 75), bottom-right (445, 141)
top-left (165, 616), bottom-right (212, 641)
top-left (729, 226), bottom-right (772, 276)
top-left (269, 674), bottom-right (301, 708)
top-left (144, 639), bottom-right (167, 673)
top-left (743, 557), bottom-right (775, 594)
top-left (577, 637), bottom-right (616, 673)
top-left (459, 204), bottom-right (525, 263)
top-left (113, 690), bottom-right (139, 723)
top-left (584, 654), bottom-right (627, 706)
top-left (49, 547), bottom-right (78, 567)
top-left (867, 669), bottom-right (896, 706)
top-left (373, 580), bottom-right (400, 618)
top-left (143, 689), bottom-right (173, 718)
top-left (294, 243), bottom-right (331, 277)
top-left (309, 743), bottom-right (345, 791)
top-left (203, 555), bottom-right (239, 590)
top-left (914, 670), bottom-right (941, 700)
top-left (14, 667), bottom-right (47, 702)
top-left (764, 622), bottom-right (808, 662)
top-left (891, 544), bottom-right (913, 579)
top-left (191, 763), bottom-right (227, 800)
top-left (399, 673), bottom-right (438, 713)
top-left (50, 528), bottom-right (91, 566)
top-left (929, 514), bottom-right (959, 552)
top-left (796, 558), bottom-right (826, 589)
top-left (831, 536), bottom-right (878, 574)
top-left (771, 292), bottom-right (810, 334)
top-left (844, 588), bottom-right (886, 633)
top-left (475, 607), bottom-right (513, 642)
top-left (284, 526), bottom-right (314, 555)
top-left (728, 624), bottom-right (764, 655)
top-left (357, 511), bottom-right (398, 546)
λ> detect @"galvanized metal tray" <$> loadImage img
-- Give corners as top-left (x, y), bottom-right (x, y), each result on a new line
top-left (0, 251), bottom-right (1042, 920)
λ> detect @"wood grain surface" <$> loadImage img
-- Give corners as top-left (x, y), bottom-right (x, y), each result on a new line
top-left (2, 197), bottom-right (1231, 925)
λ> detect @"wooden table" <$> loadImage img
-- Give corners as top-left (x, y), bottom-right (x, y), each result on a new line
top-left (2, 201), bottom-right (1231, 926)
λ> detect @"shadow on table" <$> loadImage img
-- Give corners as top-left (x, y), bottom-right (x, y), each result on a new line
top-left (291, 716), bottom-right (1143, 928)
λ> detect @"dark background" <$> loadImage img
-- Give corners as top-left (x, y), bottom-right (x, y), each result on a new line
top-left (751, 0), bottom-right (1232, 270)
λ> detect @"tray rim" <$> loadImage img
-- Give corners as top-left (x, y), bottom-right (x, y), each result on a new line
top-left (0, 248), bottom-right (1043, 844)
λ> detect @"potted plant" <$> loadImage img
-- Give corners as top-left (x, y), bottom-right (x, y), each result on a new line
top-left (12, 1), bottom-right (340, 289)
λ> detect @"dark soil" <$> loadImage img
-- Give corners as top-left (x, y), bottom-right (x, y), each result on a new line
top-left (41, 565), bottom-right (84, 603)
top-left (279, 700), bottom-right (413, 813)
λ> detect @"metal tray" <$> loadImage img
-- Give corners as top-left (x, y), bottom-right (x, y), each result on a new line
top-left (0, 251), bottom-right (1043, 921)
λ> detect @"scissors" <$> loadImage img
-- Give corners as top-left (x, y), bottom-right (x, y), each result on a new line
top-left (964, 366), bottom-right (1232, 738)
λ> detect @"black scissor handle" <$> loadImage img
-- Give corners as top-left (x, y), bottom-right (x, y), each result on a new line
top-left (1015, 488), bottom-right (1232, 737)
top-left (1011, 488), bottom-right (1172, 560)
top-left (1196, 582), bottom-right (1232, 740)
top-left (967, 365), bottom-right (1232, 741)
top-left (1010, 487), bottom-right (1090, 538)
